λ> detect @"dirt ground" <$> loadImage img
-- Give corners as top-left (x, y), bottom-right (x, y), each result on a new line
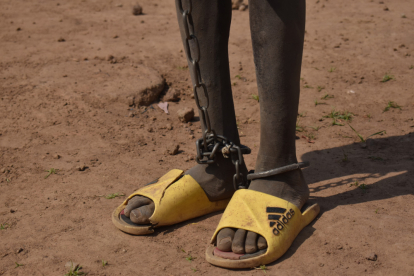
top-left (1, 0), bottom-right (414, 275)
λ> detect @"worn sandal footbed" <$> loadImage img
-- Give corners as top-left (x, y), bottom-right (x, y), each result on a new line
top-left (205, 189), bottom-right (320, 269)
top-left (112, 169), bottom-right (230, 235)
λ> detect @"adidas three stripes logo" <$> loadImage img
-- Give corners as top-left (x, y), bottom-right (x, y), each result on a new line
top-left (266, 207), bottom-right (295, 236)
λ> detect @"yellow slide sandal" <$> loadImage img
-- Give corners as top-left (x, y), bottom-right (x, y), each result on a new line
top-left (112, 169), bottom-right (230, 235)
top-left (205, 189), bottom-right (320, 269)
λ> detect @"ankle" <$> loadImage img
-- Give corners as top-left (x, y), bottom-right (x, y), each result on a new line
top-left (186, 154), bottom-right (247, 202)
top-left (254, 154), bottom-right (298, 173)
top-left (249, 169), bottom-right (309, 209)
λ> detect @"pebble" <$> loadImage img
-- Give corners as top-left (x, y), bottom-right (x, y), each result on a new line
top-left (166, 144), bottom-right (180, 156)
top-left (232, 0), bottom-right (248, 10)
top-left (0, 168), bottom-right (5, 173)
top-left (177, 107), bottom-right (194, 123)
top-left (239, 4), bottom-right (247, 11)
top-left (166, 123), bottom-right (173, 130)
top-left (107, 54), bottom-right (115, 61)
top-left (366, 252), bottom-right (377, 261)
top-left (132, 4), bottom-right (143, 15)
top-left (16, 248), bottom-right (23, 254)
top-left (163, 88), bottom-right (180, 102)
top-left (53, 154), bottom-right (60, 159)
top-left (127, 96), bottom-right (135, 106)
top-left (57, 37), bottom-right (65, 42)
top-left (77, 164), bottom-right (87, 171)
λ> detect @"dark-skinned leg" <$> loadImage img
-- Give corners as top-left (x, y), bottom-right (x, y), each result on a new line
top-left (216, 0), bottom-right (309, 255)
top-left (124, 0), bottom-right (248, 224)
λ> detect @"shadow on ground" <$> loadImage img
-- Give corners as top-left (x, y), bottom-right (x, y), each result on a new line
top-left (123, 133), bottom-right (414, 268)
top-left (270, 132), bottom-right (414, 266)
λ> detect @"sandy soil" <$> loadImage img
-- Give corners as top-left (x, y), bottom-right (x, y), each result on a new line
top-left (1, 0), bottom-right (414, 275)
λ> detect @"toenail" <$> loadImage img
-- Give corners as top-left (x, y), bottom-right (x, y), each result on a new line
top-left (219, 237), bottom-right (231, 245)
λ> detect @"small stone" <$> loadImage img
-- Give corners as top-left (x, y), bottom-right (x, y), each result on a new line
top-left (239, 4), bottom-right (247, 11)
top-left (163, 88), bottom-right (180, 102)
top-left (133, 73), bottom-right (165, 106)
top-left (53, 154), bottom-right (60, 159)
top-left (127, 96), bottom-right (135, 106)
top-left (128, 112), bottom-right (135, 118)
top-left (166, 144), bottom-right (180, 156)
top-left (10, 209), bottom-right (16, 213)
top-left (16, 27), bottom-right (21, 31)
top-left (337, 245), bottom-right (343, 250)
top-left (383, 6), bottom-right (389, 11)
top-left (166, 123), bottom-right (173, 130)
top-left (177, 107), bottom-right (194, 123)
top-left (57, 37), bottom-right (65, 42)
top-left (132, 4), bottom-right (143, 15)
top-left (16, 248), bottom-right (23, 254)
top-left (77, 164), bottom-right (87, 171)
top-left (232, 0), bottom-right (248, 10)
top-left (0, 168), bottom-right (5, 173)
top-left (366, 253), bottom-right (377, 261)
top-left (65, 262), bottom-right (79, 270)
top-left (189, 135), bottom-right (195, 139)
top-left (147, 127), bottom-right (153, 133)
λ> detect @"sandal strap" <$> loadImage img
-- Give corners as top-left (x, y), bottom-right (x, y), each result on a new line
top-left (247, 161), bottom-right (310, 181)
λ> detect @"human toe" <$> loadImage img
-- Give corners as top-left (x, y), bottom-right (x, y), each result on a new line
top-left (232, 229), bottom-right (247, 254)
top-left (129, 202), bottom-right (155, 224)
top-left (124, 196), bottom-right (152, 217)
top-left (217, 228), bottom-right (235, 252)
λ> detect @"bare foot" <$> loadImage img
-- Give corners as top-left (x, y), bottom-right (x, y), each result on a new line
top-left (123, 154), bottom-right (247, 224)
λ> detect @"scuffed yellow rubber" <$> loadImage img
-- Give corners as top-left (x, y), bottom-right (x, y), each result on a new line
top-left (206, 189), bottom-right (320, 269)
top-left (112, 169), bottom-right (230, 235)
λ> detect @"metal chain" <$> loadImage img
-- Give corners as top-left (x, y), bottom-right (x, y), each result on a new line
top-left (176, 0), bottom-right (250, 190)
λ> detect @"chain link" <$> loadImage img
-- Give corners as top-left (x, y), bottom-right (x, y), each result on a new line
top-left (176, 0), bottom-right (250, 190)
